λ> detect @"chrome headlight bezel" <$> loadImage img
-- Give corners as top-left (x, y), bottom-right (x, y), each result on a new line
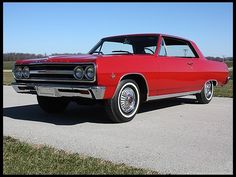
top-left (73, 64), bottom-right (96, 82)
top-left (73, 66), bottom-right (84, 80)
top-left (13, 66), bottom-right (23, 79)
top-left (85, 65), bottom-right (95, 80)
top-left (22, 66), bottom-right (30, 79)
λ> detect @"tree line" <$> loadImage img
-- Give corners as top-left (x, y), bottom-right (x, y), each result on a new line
top-left (206, 56), bottom-right (233, 62)
top-left (3, 52), bottom-right (233, 61)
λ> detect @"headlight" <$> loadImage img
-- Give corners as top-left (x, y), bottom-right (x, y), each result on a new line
top-left (14, 66), bottom-right (23, 79)
top-left (85, 66), bottom-right (95, 80)
top-left (22, 66), bottom-right (30, 78)
top-left (74, 66), bottom-right (84, 80)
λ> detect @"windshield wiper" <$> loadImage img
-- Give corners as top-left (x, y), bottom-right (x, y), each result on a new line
top-left (112, 50), bottom-right (133, 55)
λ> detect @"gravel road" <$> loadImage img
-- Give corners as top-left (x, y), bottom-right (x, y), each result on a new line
top-left (3, 86), bottom-right (233, 174)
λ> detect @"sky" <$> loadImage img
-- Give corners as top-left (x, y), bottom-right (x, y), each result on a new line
top-left (3, 2), bottom-right (233, 57)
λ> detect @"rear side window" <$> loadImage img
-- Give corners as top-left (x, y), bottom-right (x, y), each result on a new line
top-left (159, 37), bottom-right (198, 58)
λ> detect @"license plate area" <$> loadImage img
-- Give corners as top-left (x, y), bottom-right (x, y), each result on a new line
top-left (37, 86), bottom-right (57, 97)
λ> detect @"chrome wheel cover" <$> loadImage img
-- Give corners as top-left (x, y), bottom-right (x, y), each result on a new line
top-left (120, 87), bottom-right (136, 114)
top-left (204, 81), bottom-right (213, 100)
top-left (117, 83), bottom-right (140, 118)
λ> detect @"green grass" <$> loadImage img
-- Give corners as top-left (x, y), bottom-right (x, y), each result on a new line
top-left (229, 70), bottom-right (233, 80)
top-left (3, 61), bottom-right (15, 70)
top-left (3, 136), bottom-right (158, 175)
top-left (214, 80), bottom-right (233, 98)
top-left (224, 61), bottom-right (233, 68)
top-left (3, 71), bottom-right (14, 85)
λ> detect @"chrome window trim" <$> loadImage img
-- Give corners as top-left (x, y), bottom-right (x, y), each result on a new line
top-left (158, 36), bottom-right (199, 58)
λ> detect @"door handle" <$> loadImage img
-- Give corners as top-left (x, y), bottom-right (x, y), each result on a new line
top-left (187, 62), bottom-right (193, 65)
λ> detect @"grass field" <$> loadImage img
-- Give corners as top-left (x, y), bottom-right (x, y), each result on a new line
top-left (214, 80), bottom-right (233, 98)
top-left (3, 136), bottom-right (158, 175)
top-left (3, 71), bottom-right (14, 85)
top-left (225, 60), bottom-right (233, 68)
top-left (3, 61), bottom-right (15, 70)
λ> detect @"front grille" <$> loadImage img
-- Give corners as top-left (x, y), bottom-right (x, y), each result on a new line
top-left (14, 63), bottom-right (96, 83)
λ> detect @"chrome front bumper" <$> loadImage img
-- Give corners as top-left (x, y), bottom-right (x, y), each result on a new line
top-left (12, 82), bottom-right (106, 99)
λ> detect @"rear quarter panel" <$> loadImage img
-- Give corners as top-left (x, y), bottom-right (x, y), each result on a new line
top-left (195, 58), bottom-right (229, 87)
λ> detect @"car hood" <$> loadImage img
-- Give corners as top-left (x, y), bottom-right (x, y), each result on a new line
top-left (15, 54), bottom-right (154, 65)
top-left (15, 54), bottom-right (101, 65)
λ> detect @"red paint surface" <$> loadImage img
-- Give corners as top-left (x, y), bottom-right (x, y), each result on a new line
top-left (15, 34), bottom-right (229, 99)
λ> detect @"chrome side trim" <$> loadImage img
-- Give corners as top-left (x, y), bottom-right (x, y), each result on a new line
top-left (147, 90), bottom-right (201, 101)
top-left (12, 83), bottom-right (105, 99)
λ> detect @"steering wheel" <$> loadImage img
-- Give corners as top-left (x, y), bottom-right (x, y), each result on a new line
top-left (144, 47), bottom-right (155, 54)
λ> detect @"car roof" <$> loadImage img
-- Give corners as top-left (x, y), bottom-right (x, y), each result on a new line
top-left (103, 33), bottom-right (190, 42)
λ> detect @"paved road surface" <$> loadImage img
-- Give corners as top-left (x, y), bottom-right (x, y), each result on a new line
top-left (3, 86), bottom-right (233, 174)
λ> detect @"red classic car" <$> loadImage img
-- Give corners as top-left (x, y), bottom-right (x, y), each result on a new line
top-left (12, 33), bottom-right (230, 123)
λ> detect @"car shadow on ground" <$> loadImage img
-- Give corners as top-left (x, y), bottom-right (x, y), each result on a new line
top-left (3, 97), bottom-right (198, 125)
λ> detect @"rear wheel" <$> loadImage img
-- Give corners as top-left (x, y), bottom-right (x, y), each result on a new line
top-left (196, 81), bottom-right (214, 104)
top-left (105, 79), bottom-right (140, 123)
top-left (37, 96), bottom-right (69, 113)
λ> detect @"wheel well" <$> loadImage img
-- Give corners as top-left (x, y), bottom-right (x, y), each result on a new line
top-left (211, 80), bottom-right (218, 86)
top-left (121, 74), bottom-right (148, 102)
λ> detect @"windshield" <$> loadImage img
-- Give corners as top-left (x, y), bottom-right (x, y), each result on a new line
top-left (89, 35), bottom-right (158, 55)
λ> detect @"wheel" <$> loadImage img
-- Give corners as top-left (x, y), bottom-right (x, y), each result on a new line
top-left (37, 96), bottom-right (69, 113)
top-left (196, 81), bottom-right (214, 104)
top-left (105, 79), bottom-right (140, 123)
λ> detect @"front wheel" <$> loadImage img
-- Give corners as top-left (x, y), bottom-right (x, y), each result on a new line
top-left (105, 79), bottom-right (140, 123)
top-left (37, 96), bottom-right (69, 113)
top-left (196, 81), bottom-right (214, 104)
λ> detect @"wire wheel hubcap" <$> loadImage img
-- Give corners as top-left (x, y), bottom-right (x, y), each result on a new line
top-left (119, 87), bottom-right (137, 114)
top-left (204, 81), bottom-right (213, 99)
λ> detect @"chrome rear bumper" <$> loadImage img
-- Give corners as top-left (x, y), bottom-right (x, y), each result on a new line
top-left (12, 82), bottom-right (106, 99)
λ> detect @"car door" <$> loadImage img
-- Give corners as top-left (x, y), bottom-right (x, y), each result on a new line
top-left (155, 36), bottom-right (199, 95)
